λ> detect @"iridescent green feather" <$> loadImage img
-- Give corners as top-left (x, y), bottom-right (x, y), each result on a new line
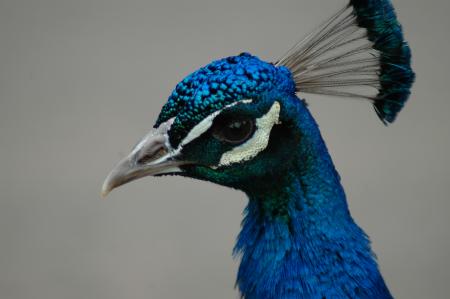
top-left (277, 0), bottom-right (415, 124)
top-left (350, 0), bottom-right (415, 123)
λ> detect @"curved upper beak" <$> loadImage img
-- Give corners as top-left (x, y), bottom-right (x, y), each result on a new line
top-left (101, 118), bottom-right (184, 198)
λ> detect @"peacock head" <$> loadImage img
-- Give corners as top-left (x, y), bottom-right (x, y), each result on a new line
top-left (102, 53), bottom-right (304, 196)
top-left (102, 2), bottom-right (415, 197)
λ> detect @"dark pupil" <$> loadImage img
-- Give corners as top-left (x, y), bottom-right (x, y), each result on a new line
top-left (213, 116), bottom-right (254, 144)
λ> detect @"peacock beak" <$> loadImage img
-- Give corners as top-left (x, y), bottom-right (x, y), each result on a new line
top-left (101, 118), bottom-right (185, 198)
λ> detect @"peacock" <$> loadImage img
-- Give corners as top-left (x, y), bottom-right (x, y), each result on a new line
top-left (102, 0), bottom-right (415, 298)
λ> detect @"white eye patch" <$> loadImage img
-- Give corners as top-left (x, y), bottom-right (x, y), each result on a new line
top-left (218, 101), bottom-right (281, 167)
top-left (176, 99), bottom-right (253, 151)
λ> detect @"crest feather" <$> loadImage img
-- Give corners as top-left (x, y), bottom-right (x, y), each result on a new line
top-left (276, 0), bottom-right (415, 124)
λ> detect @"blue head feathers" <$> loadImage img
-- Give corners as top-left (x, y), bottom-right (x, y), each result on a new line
top-left (155, 53), bottom-right (295, 147)
top-left (154, 0), bottom-right (415, 150)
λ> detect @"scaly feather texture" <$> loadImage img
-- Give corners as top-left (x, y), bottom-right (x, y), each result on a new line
top-left (233, 96), bottom-right (393, 298)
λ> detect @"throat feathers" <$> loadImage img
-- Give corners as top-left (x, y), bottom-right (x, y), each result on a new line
top-left (234, 101), bottom-right (393, 299)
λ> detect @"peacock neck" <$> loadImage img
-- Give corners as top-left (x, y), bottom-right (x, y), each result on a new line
top-left (234, 104), bottom-right (393, 299)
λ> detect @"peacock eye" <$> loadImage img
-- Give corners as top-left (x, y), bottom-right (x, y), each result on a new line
top-left (212, 115), bottom-right (255, 144)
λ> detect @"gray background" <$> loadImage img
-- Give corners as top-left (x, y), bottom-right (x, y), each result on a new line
top-left (0, 0), bottom-right (448, 298)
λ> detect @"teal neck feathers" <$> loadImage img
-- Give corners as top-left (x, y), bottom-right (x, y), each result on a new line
top-left (234, 100), bottom-right (393, 299)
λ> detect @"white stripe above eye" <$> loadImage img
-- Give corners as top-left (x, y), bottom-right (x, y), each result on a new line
top-left (177, 99), bottom-right (253, 149)
top-left (218, 101), bottom-right (281, 167)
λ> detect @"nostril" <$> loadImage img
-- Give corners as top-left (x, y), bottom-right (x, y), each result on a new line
top-left (137, 147), bottom-right (168, 165)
